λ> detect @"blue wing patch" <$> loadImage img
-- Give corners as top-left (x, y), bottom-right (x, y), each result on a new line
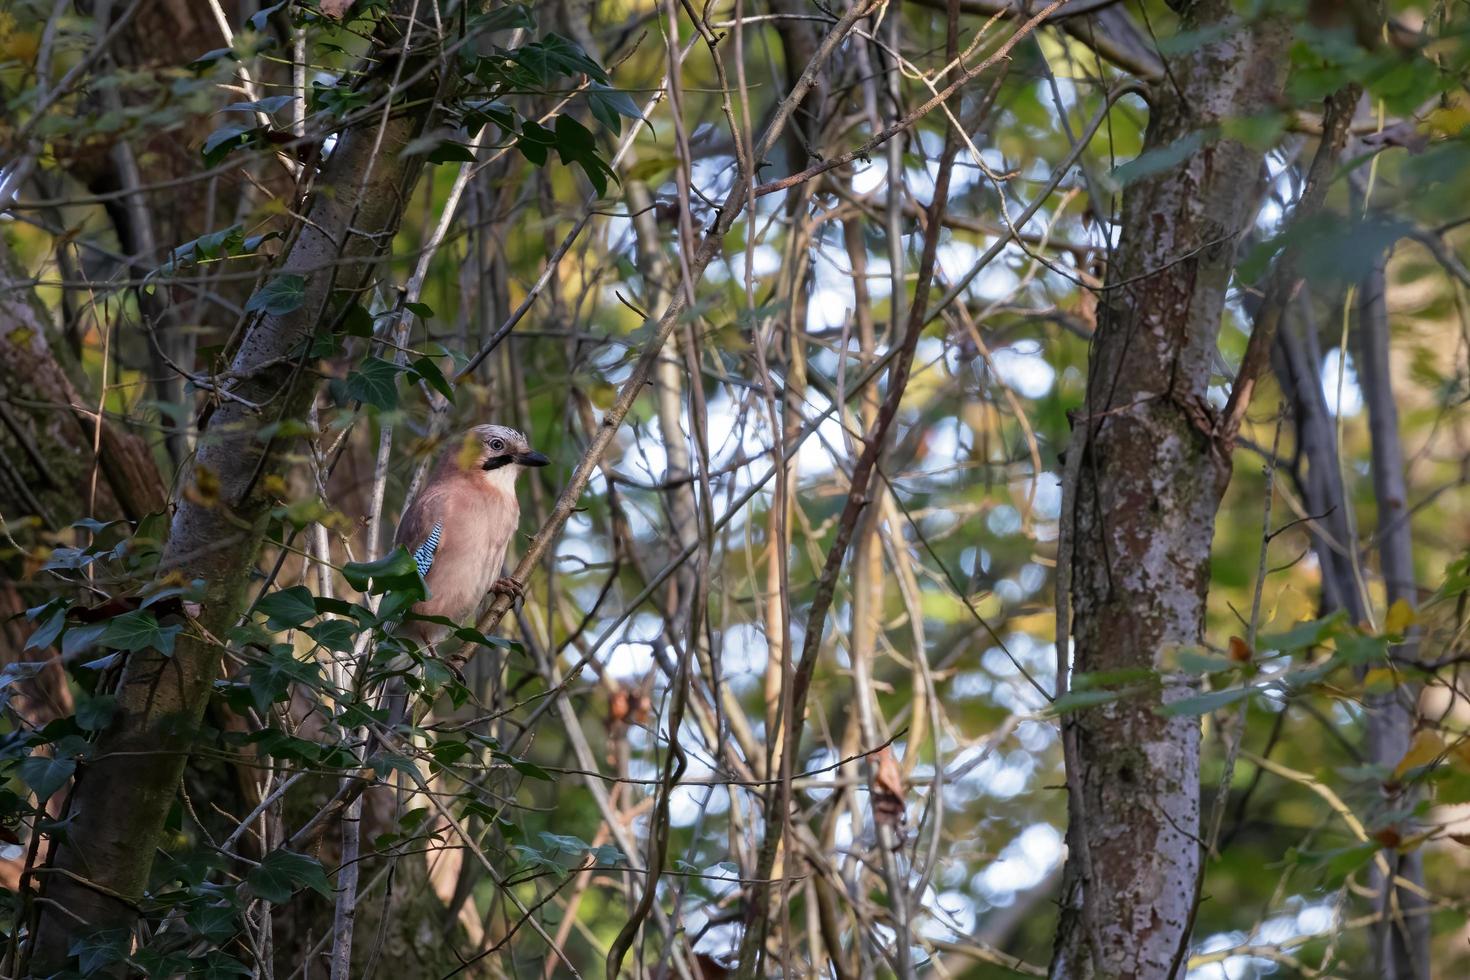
top-left (413, 521), bottom-right (443, 578)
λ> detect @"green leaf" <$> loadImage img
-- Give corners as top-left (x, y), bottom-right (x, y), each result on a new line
top-left (427, 140), bottom-right (477, 164)
top-left (407, 356), bottom-right (455, 402)
top-left (587, 85), bottom-right (643, 136)
top-left (1161, 686), bottom-right (1251, 717)
top-left (255, 586), bottom-right (317, 630)
top-left (1258, 611), bottom-right (1348, 654)
top-left (245, 274), bottom-right (308, 317)
top-left (1110, 129), bottom-right (1208, 189)
top-left (345, 356), bottom-right (400, 410)
top-left (516, 120), bottom-right (556, 166)
top-left (19, 753), bottom-right (76, 800)
top-left (1175, 648), bottom-right (1235, 675)
top-left (75, 693), bottom-right (117, 732)
top-left (343, 546), bottom-right (424, 598)
top-left (1047, 687), bottom-right (1131, 715)
top-left (102, 609), bottom-right (181, 655)
top-left (343, 303), bottom-right (376, 338)
top-left (187, 47), bottom-right (238, 71)
top-left (186, 900), bottom-right (241, 942)
top-left (195, 952), bottom-right (254, 980)
top-left (306, 619), bottom-right (358, 653)
top-left (513, 34), bottom-right (609, 85)
top-left (469, 2), bottom-right (535, 33)
top-left (202, 124), bottom-right (257, 166)
top-left (23, 600), bottom-right (68, 651)
top-left (221, 94), bottom-right (297, 115)
top-left (68, 929), bottom-right (131, 976)
top-left (246, 849), bottom-right (332, 904)
top-left (553, 114), bottom-right (615, 196)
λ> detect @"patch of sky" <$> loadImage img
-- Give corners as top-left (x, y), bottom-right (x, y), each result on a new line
top-left (987, 504), bottom-right (1023, 536)
top-left (1323, 348), bottom-right (1363, 417)
top-left (1032, 471), bottom-right (1062, 520)
top-left (970, 822), bottom-right (1063, 904)
top-left (987, 342), bottom-right (1057, 399)
top-left (717, 623), bottom-right (767, 694)
top-left (597, 611), bottom-right (664, 681)
top-left (960, 546), bottom-right (992, 577)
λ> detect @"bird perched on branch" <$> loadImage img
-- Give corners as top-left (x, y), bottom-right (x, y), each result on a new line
top-left (394, 424), bottom-right (549, 655)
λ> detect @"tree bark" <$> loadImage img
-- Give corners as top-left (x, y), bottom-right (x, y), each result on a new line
top-left (1356, 254), bottom-right (1430, 980)
top-left (1051, 4), bottom-right (1291, 977)
top-left (31, 5), bottom-right (450, 969)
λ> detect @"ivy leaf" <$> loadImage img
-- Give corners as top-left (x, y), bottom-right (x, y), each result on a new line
top-left (514, 34), bottom-right (608, 85)
top-left (407, 356), bottom-right (455, 402)
top-left (306, 619), bottom-right (358, 653)
top-left (245, 849), bottom-right (332, 904)
top-left (255, 586), bottom-right (317, 630)
top-left (68, 929), bottom-right (132, 976)
top-left (1258, 611), bottom-right (1347, 654)
top-left (102, 609), bottom-right (181, 655)
top-left (187, 47), bottom-right (238, 71)
top-left (343, 546), bottom-right (424, 599)
top-left (245, 274), bottom-right (308, 317)
top-left (516, 119), bottom-right (556, 166)
top-left (75, 693), bottom-right (118, 732)
top-left (553, 115), bottom-right (615, 196)
top-left (343, 303), bottom-right (375, 338)
top-left (202, 124), bottom-right (258, 166)
top-left (23, 600), bottom-right (68, 651)
top-left (586, 85), bottom-right (643, 136)
top-left (221, 94), bottom-right (297, 115)
top-left (19, 753), bottom-right (76, 800)
top-left (248, 1), bottom-right (286, 32)
top-left (1109, 129), bottom-right (1208, 189)
top-left (427, 140), bottom-right (477, 164)
top-left (469, 2), bottom-right (535, 33)
top-left (1161, 686), bottom-right (1251, 717)
top-left (186, 901), bottom-right (241, 942)
top-left (345, 356), bottom-right (400, 410)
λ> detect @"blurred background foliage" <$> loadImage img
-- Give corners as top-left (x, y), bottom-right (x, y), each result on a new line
top-left (1, 0), bottom-right (1469, 977)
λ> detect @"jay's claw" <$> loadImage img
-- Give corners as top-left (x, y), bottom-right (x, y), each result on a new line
top-left (491, 576), bottom-right (524, 600)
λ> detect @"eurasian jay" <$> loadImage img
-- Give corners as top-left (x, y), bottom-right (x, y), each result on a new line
top-left (394, 424), bottom-right (549, 653)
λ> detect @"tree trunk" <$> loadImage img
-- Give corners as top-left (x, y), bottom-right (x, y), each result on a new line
top-left (1356, 254), bottom-right (1430, 980)
top-left (31, 5), bottom-right (451, 969)
top-left (1051, 4), bottom-right (1291, 977)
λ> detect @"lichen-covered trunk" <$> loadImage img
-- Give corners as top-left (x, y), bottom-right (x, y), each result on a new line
top-left (1050, 5), bottom-right (1291, 977)
top-left (30, 7), bottom-right (449, 970)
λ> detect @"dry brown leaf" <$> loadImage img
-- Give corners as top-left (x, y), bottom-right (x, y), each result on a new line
top-left (871, 746), bottom-right (906, 832)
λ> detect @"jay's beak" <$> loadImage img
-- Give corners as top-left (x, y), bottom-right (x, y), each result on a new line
top-left (515, 450), bottom-right (551, 467)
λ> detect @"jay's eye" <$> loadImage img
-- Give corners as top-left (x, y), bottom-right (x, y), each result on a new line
top-left (489, 438), bottom-right (504, 452)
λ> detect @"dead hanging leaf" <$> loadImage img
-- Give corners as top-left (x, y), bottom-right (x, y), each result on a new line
top-left (1374, 825), bottom-right (1403, 849)
top-left (1384, 598), bottom-right (1417, 637)
top-left (1227, 635), bottom-right (1253, 662)
top-left (1393, 730), bottom-right (1446, 781)
top-left (871, 746), bottom-right (906, 834)
top-left (182, 464), bottom-right (221, 508)
top-left (320, 0), bottom-right (356, 19)
top-left (609, 687), bottom-right (631, 725)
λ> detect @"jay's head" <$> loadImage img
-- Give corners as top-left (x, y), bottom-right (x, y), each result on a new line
top-left (451, 425), bottom-right (550, 485)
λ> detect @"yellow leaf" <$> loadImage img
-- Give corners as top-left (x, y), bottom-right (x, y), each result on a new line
top-left (1363, 668), bottom-right (1398, 695)
top-left (1393, 730), bottom-right (1445, 780)
top-left (6, 326), bottom-right (35, 347)
top-left (1384, 598), bottom-right (1416, 636)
